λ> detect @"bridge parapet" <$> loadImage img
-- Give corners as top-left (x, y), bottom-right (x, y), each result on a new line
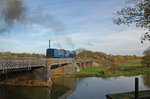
top-left (0, 58), bottom-right (46, 73)
top-left (47, 58), bottom-right (74, 65)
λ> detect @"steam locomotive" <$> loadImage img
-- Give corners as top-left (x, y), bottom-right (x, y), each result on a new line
top-left (46, 48), bottom-right (75, 58)
top-left (46, 41), bottom-right (76, 59)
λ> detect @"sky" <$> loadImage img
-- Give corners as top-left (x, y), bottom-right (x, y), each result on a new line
top-left (0, 0), bottom-right (149, 56)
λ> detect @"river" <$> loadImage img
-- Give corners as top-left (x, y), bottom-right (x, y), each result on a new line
top-left (0, 75), bottom-right (150, 99)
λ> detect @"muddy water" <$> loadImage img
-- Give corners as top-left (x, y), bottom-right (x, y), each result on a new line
top-left (0, 75), bottom-right (150, 99)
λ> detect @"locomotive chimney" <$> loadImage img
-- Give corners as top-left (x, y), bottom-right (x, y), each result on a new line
top-left (49, 40), bottom-right (51, 48)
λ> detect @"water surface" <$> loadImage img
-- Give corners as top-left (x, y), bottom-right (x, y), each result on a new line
top-left (0, 75), bottom-right (150, 99)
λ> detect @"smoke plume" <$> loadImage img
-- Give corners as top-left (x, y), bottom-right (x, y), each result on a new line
top-left (0, 0), bottom-right (26, 33)
top-left (0, 0), bottom-right (74, 49)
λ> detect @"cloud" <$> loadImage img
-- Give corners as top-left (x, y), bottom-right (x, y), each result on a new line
top-left (27, 28), bottom-right (52, 37)
top-left (69, 27), bottom-right (149, 56)
top-left (0, 38), bottom-right (21, 44)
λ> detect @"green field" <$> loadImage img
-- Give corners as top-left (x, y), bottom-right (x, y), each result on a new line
top-left (116, 59), bottom-right (142, 69)
top-left (76, 60), bottom-right (150, 77)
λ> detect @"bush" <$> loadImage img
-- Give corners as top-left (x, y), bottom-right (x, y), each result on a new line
top-left (142, 54), bottom-right (150, 66)
top-left (142, 47), bottom-right (150, 66)
top-left (97, 59), bottom-right (114, 66)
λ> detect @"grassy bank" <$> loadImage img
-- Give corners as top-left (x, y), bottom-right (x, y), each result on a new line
top-left (76, 60), bottom-right (150, 77)
top-left (75, 66), bottom-right (107, 77)
top-left (75, 66), bottom-right (150, 77)
top-left (116, 59), bottom-right (142, 69)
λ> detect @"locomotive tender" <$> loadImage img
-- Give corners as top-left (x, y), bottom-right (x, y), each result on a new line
top-left (46, 40), bottom-right (75, 59)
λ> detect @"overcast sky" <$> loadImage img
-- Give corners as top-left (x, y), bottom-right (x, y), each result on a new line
top-left (0, 0), bottom-right (149, 56)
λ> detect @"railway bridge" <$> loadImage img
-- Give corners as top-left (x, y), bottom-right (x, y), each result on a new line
top-left (0, 58), bottom-right (93, 87)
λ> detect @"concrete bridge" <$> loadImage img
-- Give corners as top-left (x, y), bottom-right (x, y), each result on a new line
top-left (0, 58), bottom-right (93, 87)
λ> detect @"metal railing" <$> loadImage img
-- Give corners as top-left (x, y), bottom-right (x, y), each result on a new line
top-left (0, 58), bottom-right (46, 71)
top-left (0, 58), bottom-right (75, 71)
top-left (0, 58), bottom-right (92, 73)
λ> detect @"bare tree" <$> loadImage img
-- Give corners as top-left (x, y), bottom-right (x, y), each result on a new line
top-left (114, 0), bottom-right (150, 43)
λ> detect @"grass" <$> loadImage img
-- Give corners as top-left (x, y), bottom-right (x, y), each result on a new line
top-left (76, 66), bottom-right (150, 77)
top-left (75, 60), bottom-right (150, 77)
top-left (75, 66), bottom-right (107, 77)
top-left (105, 68), bottom-right (150, 77)
top-left (116, 59), bottom-right (142, 69)
top-left (52, 60), bottom-right (150, 77)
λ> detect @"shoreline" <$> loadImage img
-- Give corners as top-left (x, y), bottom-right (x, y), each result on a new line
top-left (51, 66), bottom-right (150, 78)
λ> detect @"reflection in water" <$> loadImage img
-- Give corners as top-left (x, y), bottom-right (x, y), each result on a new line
top-left (142, 74), bottom-right (150, 88)
top-left (0, 84), bottom-right (71, 99)
top-left (0, 77), bottom-right (79, 99)
top-left (50, 84), bottom-right (70, 99)
top-left (51, 77), bottom-right (80, 99)
top-left (51, 77), bottom-right (79, 89)
top-left (0, 75), bottom-right (150, 99)
top-left (0, 86), bottom-right (51, 99)
top-left (67, 75), bottom-right (150, 99)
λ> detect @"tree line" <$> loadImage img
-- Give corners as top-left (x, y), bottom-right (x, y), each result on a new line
top-left (76, 48), bottom-right (150, 67)
top-left (74, 48), bottom-right (106, 59)
top-left (75, 48), bottom-right (141, 64)
top-left (0, 52), bottom-right (45, 59)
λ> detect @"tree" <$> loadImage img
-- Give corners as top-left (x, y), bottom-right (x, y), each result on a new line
top-left (112, 57), bottom-right (118, 64)
top-left (114, 0), bottom-right (150, 43)
top-left (75, 48), bottom-right (106, 59)
top-left (115, 55), bottom-right (125, 63)
top-left (142, 47), bottom-right (150, 66)
top-left (74, 48), bottom-right (86, 54)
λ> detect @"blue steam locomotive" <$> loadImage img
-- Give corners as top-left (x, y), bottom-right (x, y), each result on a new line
top-left (46, 48), bottom-right (76, 59)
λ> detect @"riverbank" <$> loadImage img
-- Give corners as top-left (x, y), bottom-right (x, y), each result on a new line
top-left (75, 66), bottom-right (150, 77)
top-left (116, 59), bottom-right (142, 69)
top-left (75, 60), bottom-right (150, 77)
top-left (51, 59), bottom-right (150, 77)
top-left (51, 66), bottom-right (150, 78)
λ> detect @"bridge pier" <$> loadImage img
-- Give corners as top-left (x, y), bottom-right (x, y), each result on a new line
top-left (83, 62), bottom-right (87, 68)
top-left (76, 60), bottom-right (93, 71)
top-left (0, 66), bottom-right (52, 87)
top-left (78, 62), bottom-right (81, 69)
top-left (51, 64), bottom-right (76, 75)
top-left (87, 61), bottom-right (92, 67)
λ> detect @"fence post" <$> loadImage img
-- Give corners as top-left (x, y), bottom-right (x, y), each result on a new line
top-left (28, 59), bottom-right (31, 70)
top-left (0, 59), bottom-right (2, 70)
top-left (17, 59), bottom-right (19, 68)
top-left (135, 77), bottom-right (139, 99)
top-left (2, 59), bottom-right (5, 73)
top-left (2, 59), bottom-right (4, 73)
